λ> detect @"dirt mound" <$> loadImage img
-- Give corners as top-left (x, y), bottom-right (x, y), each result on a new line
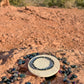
top-left (0, 6), bottom-right (84, 84)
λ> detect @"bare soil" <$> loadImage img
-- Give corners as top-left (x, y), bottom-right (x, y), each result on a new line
top-left (0, 6), bottom-right (84, 84)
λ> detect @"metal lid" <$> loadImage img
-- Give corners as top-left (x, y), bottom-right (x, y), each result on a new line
top-left (28, 55), bottom-right (60, 77)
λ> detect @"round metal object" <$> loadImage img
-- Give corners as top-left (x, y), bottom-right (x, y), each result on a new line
top-left (28, 55), bottom-right (60, 77)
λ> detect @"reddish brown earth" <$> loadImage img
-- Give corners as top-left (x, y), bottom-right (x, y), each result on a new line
top-left (0, 6), bottom-right (84, 84)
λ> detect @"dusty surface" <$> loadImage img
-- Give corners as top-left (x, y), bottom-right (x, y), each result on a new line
top-left (0, 6), bottom-right (84, 84)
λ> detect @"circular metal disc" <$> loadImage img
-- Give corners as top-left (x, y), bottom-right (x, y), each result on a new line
top-left (28, 55), bottom-right (60, 77)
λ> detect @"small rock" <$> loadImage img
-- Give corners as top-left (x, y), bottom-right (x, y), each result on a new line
top-left (61, 71), bottom-right (65, 74)
top-left (62, 61), bottom-right (70, 65)
top-left (64, 73), bottom-right (67, 77)
top-left (62, 65), bottom-right (66, 70)
top-left (13, 73), bottom-right (18, 77)
top-left (36, 53), bottom-right (39, 55)
top-left (72, 74), bottom-right (77, 78)
top-left (71, 50), bottom-right (74, 52)
top-left (63, 77), bottom-right (67, 82)
top-left (6, 79), bottom-right (11, 84)
top-left (26, 55), bottom-right (30, 58)
top-left (19, 74), bottom-right (26, 78)
top-left (18, 59), bottom-right (23, 65)
top-left (22, 60), bottom-right (25, 64)
top-left (71, 65), bottom-right (77, 68)
top-left (7, 70), bottom-right (12, 74)
top-left (25, 82), bottom-right (31, 84)
top-left (23, 56), bottom-right (27, 59)
top-left (2, 76), bottom-right (7, 82)
top-left (70, 77), bottom-right (74, 80)
top-left (11, 68), bottom-right (16, 71)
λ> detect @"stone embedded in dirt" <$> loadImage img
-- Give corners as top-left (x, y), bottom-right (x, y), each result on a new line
top-left (18, 59), bottom-right (23, 65)
top-left (2, 76), bottom-right (8, 82)
top-left (22, 60), bottom-right (25, 64)
top-left (13, 73), bottom-right (18, 77)
top-left (11, 68), bottom-right (16, 71)
top-left (25, 82), bottom-right (31, 84)
top-left (63, 77), bottom-right (67, 82)
top-left (72, 74), bottom-right (78, 78)
top-left (7, 68), bottom-right (17, 74)
top-left (62, 65), bottom-right (66, 70)
top-left (70, 74), bottom-right (77, 80)
top-left (5, 79), bottom-right (11, 84)
top-left (19, 74), bottom-right (26, 78)
top-left (71, 65), bottom-right (77, 68)
top-left (23, 56), bottom-right (28, 59)
top-left (7, 69), bottom-right (12, 74)
top-left (62, 60), bottom-right (70, 65)
top-left (9, 75), bottom-right (18, 82)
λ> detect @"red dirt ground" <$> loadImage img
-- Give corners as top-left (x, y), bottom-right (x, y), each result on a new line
top-left (0, 6), bottom-right (84, 84)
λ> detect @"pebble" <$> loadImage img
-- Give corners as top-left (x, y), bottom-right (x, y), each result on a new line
top-left (67, 67), bottom-right (71, 71)
top-left (18, 59), bottom-right (23, 65)
top-left (70, 74), bottom-right (77, 80)
top-left (19, 74), bottom-right (26, 78)
top-left (5, 79), bottom-right (11, 84)
top-left (25, 82), bottom-right (31, 84)
top-left (10, 76), bottom-right (17, 82)
top-left (71, 65), bottom-right (77, 68)
top-left (63, 77), bottom-right (67, 82)
top-left (32, 53), bottom-right (37, 56)
top-left (22, 60), bottom-right (25, 64)
top-left (36, 53), bottom-right (39, 55)
top-left (11, 68), bottom-right (16, 71)
top-left (13, 73), bottom-right (18, 77)
top-left (72, 74), bottom-right (77, 78)
top-left (7, 70), bottom-right (12, 74)
top-left (2, 76), bottom-right (7, 82)
top-left (26, 55), bottom-right (30, 58)
top-left (64, 73), bottom-right (67, 77)
top-left (57, 57), bottom-right (61, 60)
top-left (29, 55), bottom-right (34, 59)
top-left (62, 60), bottom-right (70, 65)
top-left (70, 77), bottom-right (74, 80)
top-left (23, 56), bottom-right (27, 59)
top-left (62, 65), bottom-right (66, 69)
